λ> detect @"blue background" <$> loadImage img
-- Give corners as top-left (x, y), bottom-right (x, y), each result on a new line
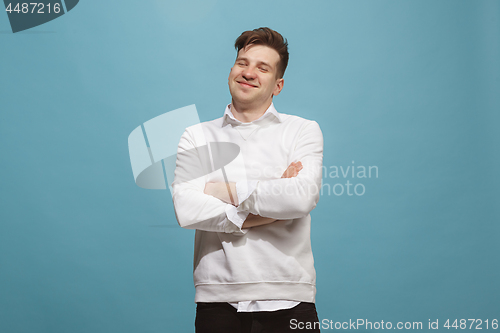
top-left (1, 0), bottom-right (499, 332)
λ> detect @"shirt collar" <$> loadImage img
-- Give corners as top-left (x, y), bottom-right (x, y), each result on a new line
top-left (222, 103), bottom-right (282, 127)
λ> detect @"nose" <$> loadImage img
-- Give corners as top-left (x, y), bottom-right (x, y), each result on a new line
top-left (242, 65), bottom-right (257, 80)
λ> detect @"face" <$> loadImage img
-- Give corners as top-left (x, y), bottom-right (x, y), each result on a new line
top-left (228, 44), bottom-right (284, 111)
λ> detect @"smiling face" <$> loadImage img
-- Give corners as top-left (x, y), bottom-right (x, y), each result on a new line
top-left (228, 44), bottom-right (284, 113)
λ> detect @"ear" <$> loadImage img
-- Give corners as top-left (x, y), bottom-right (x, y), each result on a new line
top-left (273, 78), bottom-right (284, 96)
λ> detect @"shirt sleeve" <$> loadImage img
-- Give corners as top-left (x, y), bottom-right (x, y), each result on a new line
top-left (235, 180), bottom-right (259, 204)
top-left (236, 120), bottom-right (324, 220)
top-left (172, 128), bottom-right (247, 235)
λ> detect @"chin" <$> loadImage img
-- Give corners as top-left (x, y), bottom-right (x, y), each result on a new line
top-left (232, 91), bottom-right (253, 101)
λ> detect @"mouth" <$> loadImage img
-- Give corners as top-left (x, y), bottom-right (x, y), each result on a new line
top-left (237, 81), bottom-right (257, 88)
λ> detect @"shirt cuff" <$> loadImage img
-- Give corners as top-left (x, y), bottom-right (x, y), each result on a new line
top-left (224, 205), bottom-right (249, 235)
top-left (236, 180), bottom-right (259, 206)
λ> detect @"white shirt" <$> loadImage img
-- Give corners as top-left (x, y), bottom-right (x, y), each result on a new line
top-left (224, 105), bottom-right (300, 312)
top-left (172, 103), bottom-right (324, 309)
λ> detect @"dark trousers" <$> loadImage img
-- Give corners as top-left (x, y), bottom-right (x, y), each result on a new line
top-left (195, 302), bottom-right (321, 333)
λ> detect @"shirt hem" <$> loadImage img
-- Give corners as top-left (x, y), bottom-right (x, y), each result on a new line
top-left (194, 281), bottom-right (316, 303)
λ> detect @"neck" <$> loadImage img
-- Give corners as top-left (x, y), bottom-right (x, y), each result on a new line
top-left (230, 100), bottom-right (273, 123)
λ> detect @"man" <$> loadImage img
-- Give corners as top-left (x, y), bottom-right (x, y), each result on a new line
top-left (172, 27), bottom-right (323, 332)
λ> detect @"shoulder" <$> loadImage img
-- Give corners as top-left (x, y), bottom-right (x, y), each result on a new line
top-left (180, 116), bottom-right (225, 147)
top-left (184, 116), bottom-right (224, 133)
top-left (278, 113), bottom-right (322, 133)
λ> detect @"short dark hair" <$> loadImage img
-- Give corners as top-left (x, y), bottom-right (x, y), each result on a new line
top-left (234, 27), bottom-right (289, 79)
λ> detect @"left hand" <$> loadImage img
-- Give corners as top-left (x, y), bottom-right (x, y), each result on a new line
top-left (204, 182), bottom-right (238, 206)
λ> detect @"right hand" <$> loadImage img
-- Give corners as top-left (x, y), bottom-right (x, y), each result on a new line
top-left (281, 161), bottom-right (303, 178)
top-left (242, 161), bottom-right (304, 229)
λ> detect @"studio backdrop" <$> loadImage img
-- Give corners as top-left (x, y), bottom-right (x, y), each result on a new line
top-left (1, 0), bottom-right (499, 332)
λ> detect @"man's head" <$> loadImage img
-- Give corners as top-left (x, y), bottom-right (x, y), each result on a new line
top-left (235, 27), bottom-right (289, 79)
top-left (228, 27), bottom-right (289, 113)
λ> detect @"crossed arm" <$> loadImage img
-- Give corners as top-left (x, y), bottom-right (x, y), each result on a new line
top-left (204, 161), bottom-right (303, 229)
top-left (173, 120), bottom-right (323, 233)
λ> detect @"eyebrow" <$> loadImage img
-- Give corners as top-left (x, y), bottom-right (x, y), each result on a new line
top-left (236, 57), bottom-right (273, 69)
